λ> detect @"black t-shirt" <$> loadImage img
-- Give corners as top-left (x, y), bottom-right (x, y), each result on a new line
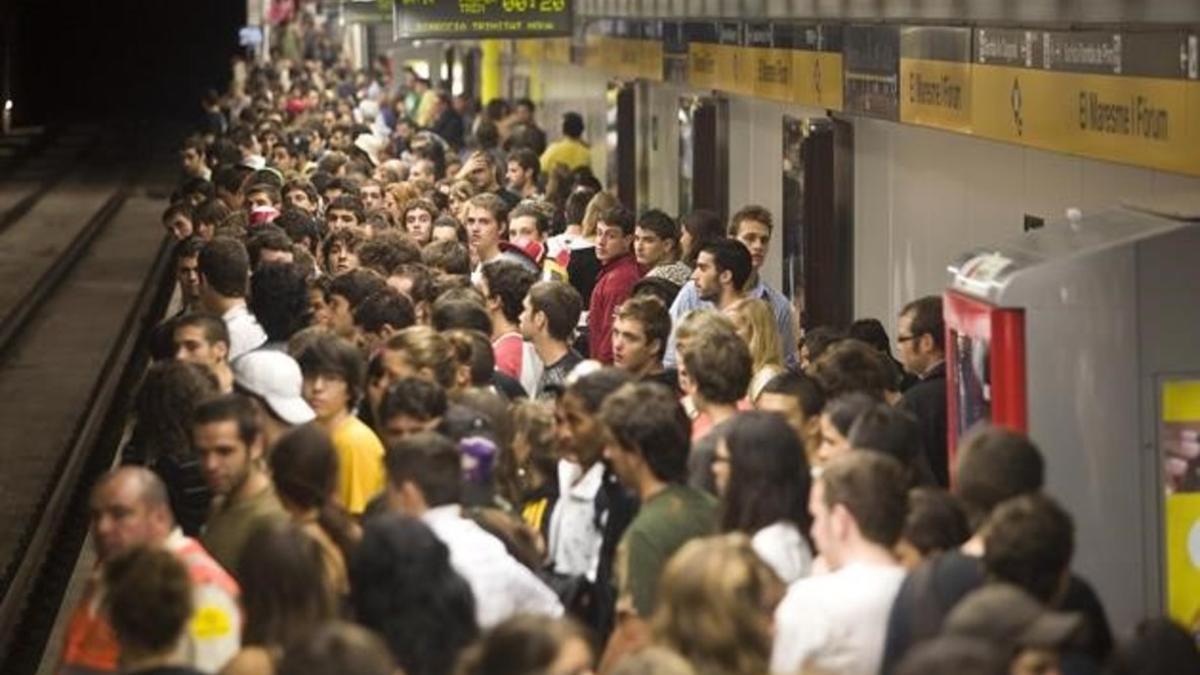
top-left (643, 368), bottom-right (680, 394)
top-left (567, 246), bottom-right (601, 309)
top-left (880, 551), bottom-right (1114, 674)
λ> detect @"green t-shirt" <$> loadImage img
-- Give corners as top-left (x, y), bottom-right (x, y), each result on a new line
top-left (201, 482), bottom-right (287, 572)
top-left (615, 484), bottom-right (718, 617)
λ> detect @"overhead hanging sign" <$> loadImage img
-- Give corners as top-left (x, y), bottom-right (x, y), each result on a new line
top-left (972, 28), bottom-right (1200, 176)
top-left (793, 24), bottom-right (843, 111)
top-left (900, 26), bottom-right (973, 132)
top-left (843, 25), bottom-right (901, 120)
top-left (392, 0), bottom-right (572, 40)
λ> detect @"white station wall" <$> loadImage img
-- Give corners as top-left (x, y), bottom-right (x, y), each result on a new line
top-left (852, 118), bottom-right (1200, 326)
top-left (726, 97), bottom-right (827, 291)
top-left (530, 63), bottom-right (1200, 326)
top-left (530, 61), bottom-right (613, 187)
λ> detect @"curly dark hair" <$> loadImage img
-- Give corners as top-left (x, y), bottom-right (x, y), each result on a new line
top-left (134, 360), bottom-right (219, 464)
top-left (250, 261), bottom-right (312, 342)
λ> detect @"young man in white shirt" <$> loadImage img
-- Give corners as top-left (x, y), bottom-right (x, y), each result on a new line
top-left (384, 430), bottom-right (563, 628)
top-left (771, 452), bottom-right (909, 675)
top-left (197, 236), bottom-right (266, 360)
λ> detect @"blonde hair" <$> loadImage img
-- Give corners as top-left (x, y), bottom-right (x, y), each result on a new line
top-left (674, 309), bottom-right (734, 354)
top-left (384, 325), bottom-right (457, 389)
top-left (651, 534), bottom-right (784, 675)
top-left (385, 182), bottom-right (421, 215)
top-left (580, 191), bottom-right (619, 238)
top-left (726, 298), bottom-right (784, 373)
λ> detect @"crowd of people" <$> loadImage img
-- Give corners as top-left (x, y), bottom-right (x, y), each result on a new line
top-left (58, 23), bottom-right (1200, 675)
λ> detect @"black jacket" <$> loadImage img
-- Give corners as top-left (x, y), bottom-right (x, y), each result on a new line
top-left (900, 361), bottom-right (949, 487)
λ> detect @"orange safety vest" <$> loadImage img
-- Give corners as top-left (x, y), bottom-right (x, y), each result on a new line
top-left (59, 532), bottom-right (240, 675)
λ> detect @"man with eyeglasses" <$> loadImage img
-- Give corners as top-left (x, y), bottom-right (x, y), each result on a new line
top-left (895, 295), bottom-right (949, 486)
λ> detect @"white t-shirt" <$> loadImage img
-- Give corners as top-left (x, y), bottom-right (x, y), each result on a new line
top-left (546, 460), bottom-right (606, 580)
top-left (222, 303), bottom-right (267, 360)
top-left (771, 561), bottom-right (905, 675)
top-left (752, 521), bottom-right (813, 584)
top-left (422, 504), bottom-right (564, 628)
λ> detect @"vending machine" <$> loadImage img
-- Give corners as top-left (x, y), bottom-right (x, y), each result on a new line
top-left (944, 198), bottom-right (1200, 635)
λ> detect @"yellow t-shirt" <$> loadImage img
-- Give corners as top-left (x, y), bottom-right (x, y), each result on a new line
top-left (330, 416), bottom-right (386, 515)
top-left (540, 138), bottom-right (592, 173)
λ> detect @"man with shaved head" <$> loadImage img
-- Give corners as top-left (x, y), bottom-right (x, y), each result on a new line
top-left (58, 467), bottom-right (241, 675)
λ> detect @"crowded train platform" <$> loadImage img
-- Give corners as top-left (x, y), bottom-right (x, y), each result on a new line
top-left (1, 1), bottom-right (1199, 674)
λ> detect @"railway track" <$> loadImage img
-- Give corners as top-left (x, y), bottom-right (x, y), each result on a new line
top-left (0, 124), bottom-right (177, 672)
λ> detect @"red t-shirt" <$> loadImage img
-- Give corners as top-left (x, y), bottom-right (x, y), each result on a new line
top-left (493, 332), bottom-right (525, 379)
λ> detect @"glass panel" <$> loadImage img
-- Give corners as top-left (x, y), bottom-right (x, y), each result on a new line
top-left (952, 330), bottom-right (991, 437)
top-left (677, 97), bottom-right (695, 216)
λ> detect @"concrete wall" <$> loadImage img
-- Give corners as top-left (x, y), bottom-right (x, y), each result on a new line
top-left (851, 118), bottom-right (1200, 326)
top-left (530, 64), bottom-right (1200, 327)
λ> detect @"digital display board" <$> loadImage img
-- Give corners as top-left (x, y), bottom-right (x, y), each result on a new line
top-left (393, 0), bottom-right (572, 40)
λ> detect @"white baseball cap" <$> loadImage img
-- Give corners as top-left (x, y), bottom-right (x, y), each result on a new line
top-left (232, 350), bottom-right (316, 425)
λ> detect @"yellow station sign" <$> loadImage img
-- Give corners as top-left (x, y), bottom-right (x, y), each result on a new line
top-left (688, 42), bottom-right (719, 89)
top-left (900, 57), bottom-right (973, 133)
top-left (973, 64), bottom-right (1200, 177)
top-left (794, 50), bottom-right (843, 111)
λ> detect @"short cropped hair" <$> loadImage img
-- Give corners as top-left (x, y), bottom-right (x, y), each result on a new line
top-left (174, 312), bottom-right (230, 348)
top-left (467, 193), bottom-right (509, 223)
top-left (760, 371), bottom-right (825, 419)
top-left (380, 378), bottom-right (448, 424)
top-left (699, 238), bottom-right (752, 292)
top-left (562, 112), bottom-right (584, 138)
top-left (615, 295), bottom-right (671, 360)
top-left (276, 209), bottom-right (323, 248)
top-left (820, 452), bottom-right (908, 548)
top-left (481, 260), bottom-right (537, 324)
top-left (811, 338), bottom-right (895, 400)
top-left (249, 262), bottom-right (311, 342)
top-left (508, 202), bottom-right (551, 237)
top-left (597, 205), bottom-right (636, 236)
top-left (431, 298), bottom-right (491, 335)
top-left (681, 323), bottom-right (752, 405)
top-left (982, 494), bottom-right (1074, 603)
top-left (198, 237), bottom-right (250, 298)
top-left (599, 381), bottom-right (691, 483)
top-left (636, 209), bottom-right (678, 242)
top-left (104, 547), bottom-right (193, 655)
top-left (423, 240), bottom-right (471, 276)
top-left (329, 268), bottom-right (388, 310)
top-left (527, 281), bottom-right (582, 342)
top-left (193, 393), bottom-right (261, 446)
top-left (901, 295), bottom-right (945, 352)
top-left (954, 427), bottom-right (1044, 530)
top-left (730, 204), bottom-right (773, 235)
top-left (507, 148), bottom-right (540, 182)
top-left (385, 431), bottom-right (462, 507)
top-left (354, 288), bottom-right (416, 334)
top-left (326, 195), bottom-right (366, 224)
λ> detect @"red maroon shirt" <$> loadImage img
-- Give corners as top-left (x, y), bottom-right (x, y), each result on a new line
top-left (587, 254), bottom-right (643, 363)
